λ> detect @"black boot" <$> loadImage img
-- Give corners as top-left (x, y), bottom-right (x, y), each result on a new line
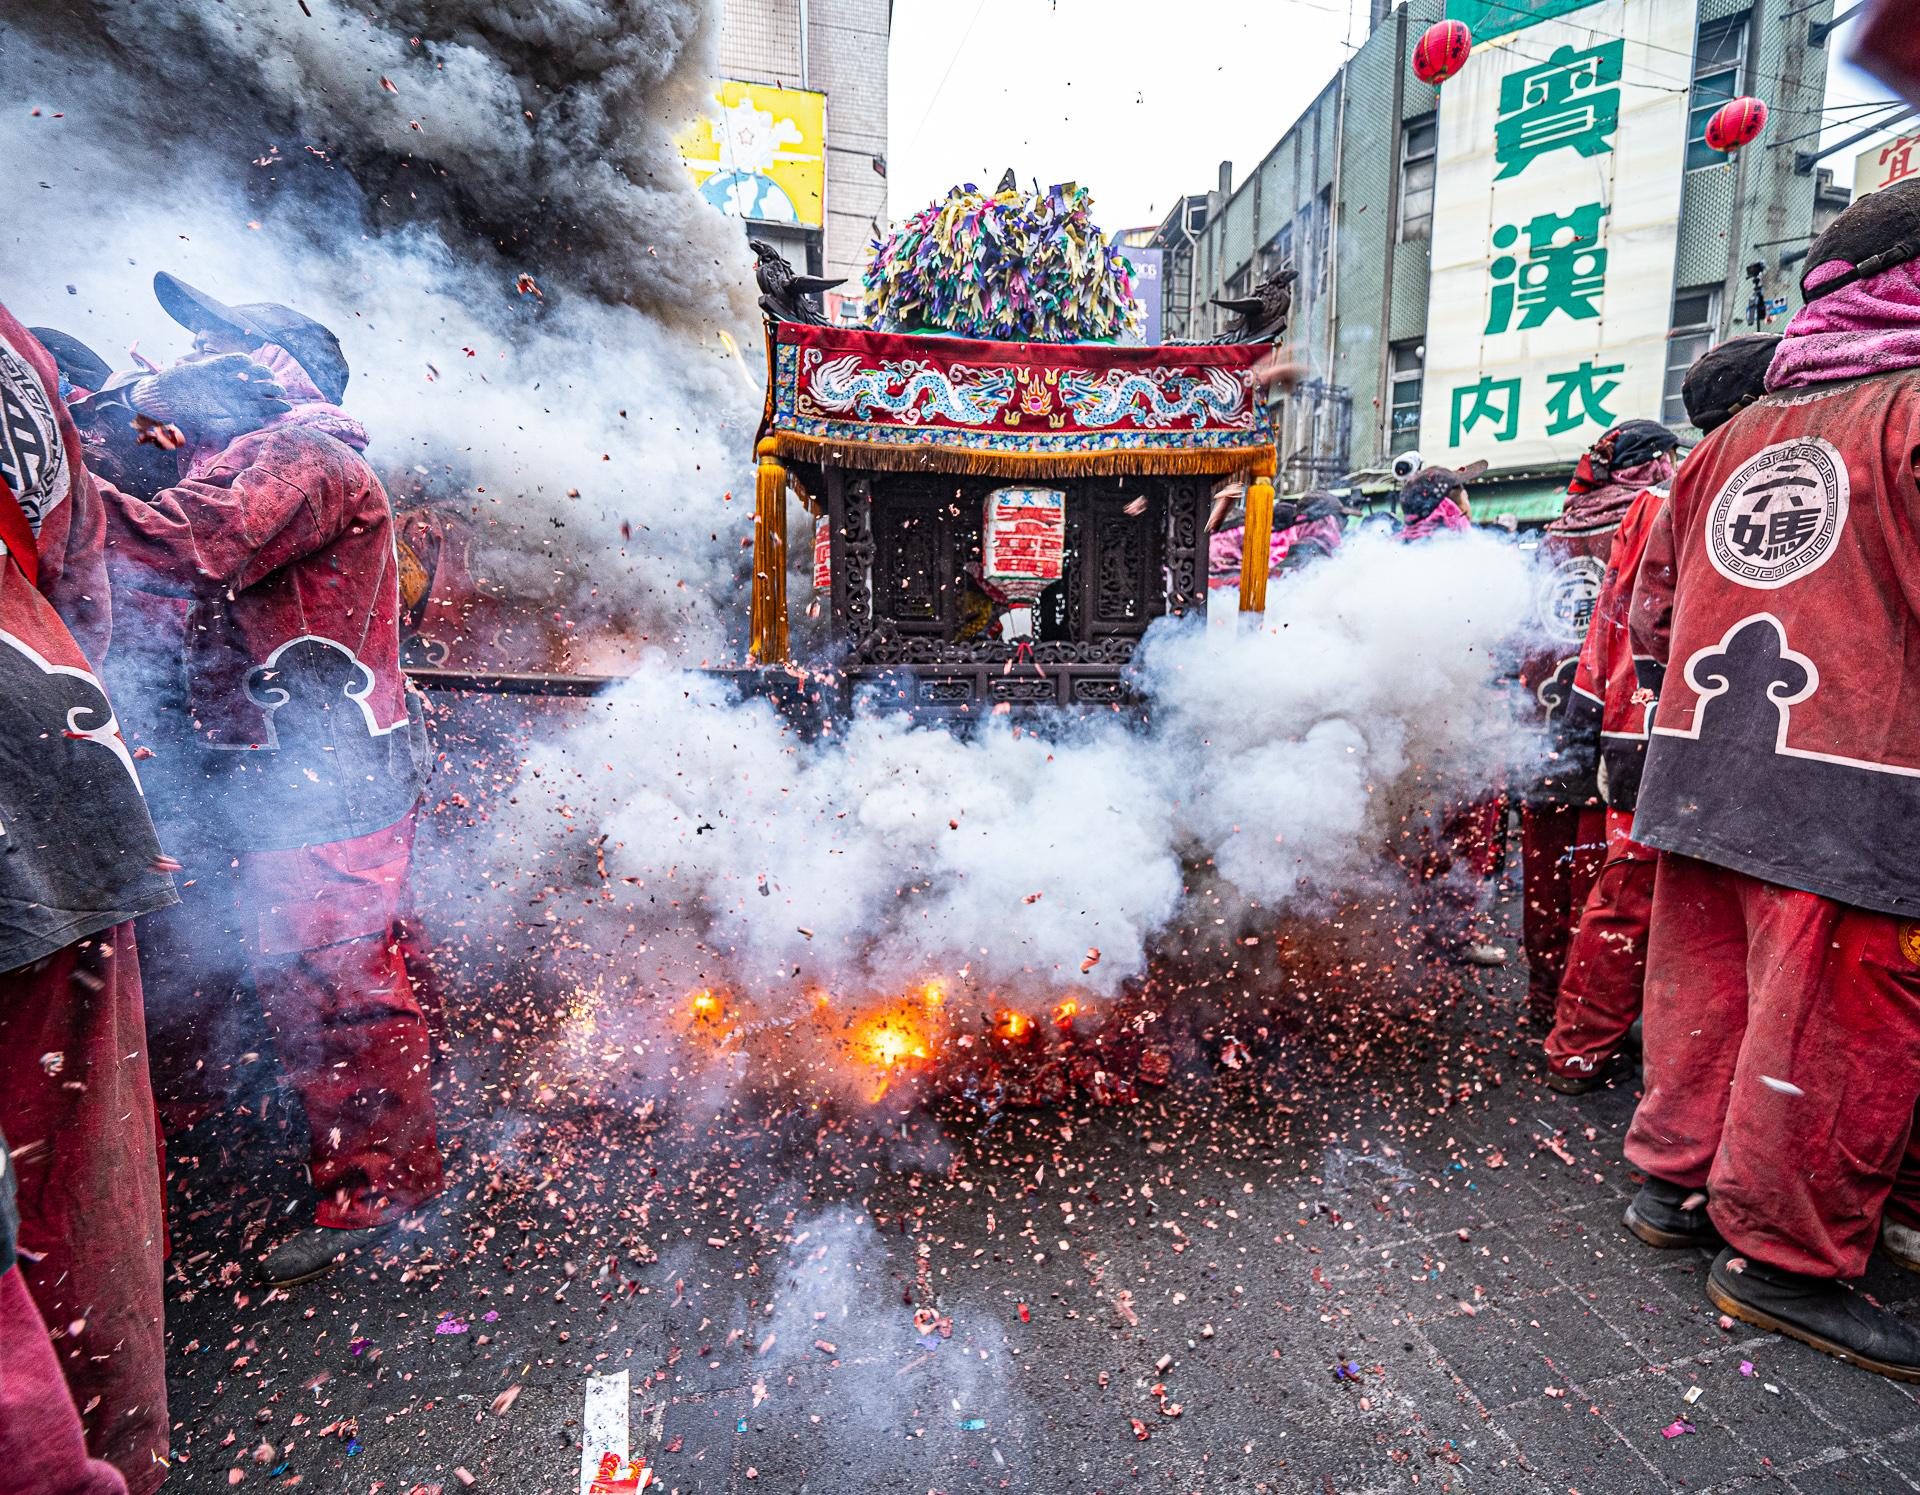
top-left (256, 1224), bottom-right (391, 1286)
top-left (1623, 1176), bottom-right (1721, 1250)
top-left (1708, 1247), bottom-right (1920, 1383)
top-left (1541, 1049), bottom-right (1630, 1095)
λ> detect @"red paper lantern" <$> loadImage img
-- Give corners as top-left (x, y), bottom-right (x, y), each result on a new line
top-left (1413, 19), bottom-right (1473, 85)
top-left (1705, 96), bottom-right (1769, 153)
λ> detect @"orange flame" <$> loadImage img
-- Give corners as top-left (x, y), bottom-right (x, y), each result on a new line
top-left (859, 1011), bottom-right (930, 1069)
top-left (992, 1009), bottom-right (1035, 1043)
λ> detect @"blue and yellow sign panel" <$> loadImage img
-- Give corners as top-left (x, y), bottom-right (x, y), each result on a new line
top-left (677, 80), bottom-right (827, 230)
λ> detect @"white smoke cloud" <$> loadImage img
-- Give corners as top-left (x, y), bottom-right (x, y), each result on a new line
top-left (0, 1), bottom-right (1558, 1079)
top-left (517, 529), bottom-right (1542, 1009)
top-left (0, 8), bottom-right (760, 657)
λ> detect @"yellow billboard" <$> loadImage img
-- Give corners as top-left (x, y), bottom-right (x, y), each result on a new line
top-left (677, 80), bottom-right (827, 229)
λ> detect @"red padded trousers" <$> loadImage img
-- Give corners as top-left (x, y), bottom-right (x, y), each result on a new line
top-left (1625, 853), bottom-right (1920, 1278)
top-left (143, 816), bottom-right (443, 1229)
top-left (1545, 810), bottom-right (1654, 1079)
top-left (1519, 802), bottom-right (1605, 1016)
top-left (0, 930), bottom-right (166, 1492)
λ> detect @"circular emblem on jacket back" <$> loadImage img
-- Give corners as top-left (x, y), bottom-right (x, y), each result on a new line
top-left (1704, 437), bottom-right (1848, 590)
top-left (1536, 554), bottom-right (1606, 646)
top-left (0, 330), bottom-right (71, 533)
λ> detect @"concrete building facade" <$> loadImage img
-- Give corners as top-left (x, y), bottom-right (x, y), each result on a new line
top-left (1154, 0), bottom-right (1849, 517)
top-left (715, 0), bottom-right (891, 285)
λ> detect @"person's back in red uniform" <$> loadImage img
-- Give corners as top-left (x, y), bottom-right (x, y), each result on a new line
top-left (98, 275), bottom-right (441, 1287)
top-left (0, 306), bottom-right (178, 1492)
top-left (1541, 366), bottom-right (1776, 1090)
top-left (1518, 423), bottom-right (1676, 1025)
top-left (1620, 182), bottom-right (1920, 1381)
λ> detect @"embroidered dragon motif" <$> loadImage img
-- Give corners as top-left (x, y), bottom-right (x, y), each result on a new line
top-left (806, 354), bottom-right (1016, 425)
top-left (1057, 366), bottom-right (1252, 429)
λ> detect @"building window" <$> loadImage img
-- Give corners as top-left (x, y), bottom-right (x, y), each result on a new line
top-left (1398, 115), bottom-right (1437, 241)
top-left (1221, 263), bottom-right (1252, 337)
top-left (1687, 14), bottom-right (1748, 171)
top-left (1389, 340), bottom-right (1425, 451)
top-left (1663, 285), bottom-right (1722, 424)
top-left (1315, 186), bottom-right (1334, 297)
top-left (1259, 224), bottom-right (1294, 278)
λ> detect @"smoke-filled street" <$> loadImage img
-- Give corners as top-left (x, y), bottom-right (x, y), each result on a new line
top-left (8, 0), bottom-right (1920, 1492)
top-left (156, 908), bottom-right (1920, 1493)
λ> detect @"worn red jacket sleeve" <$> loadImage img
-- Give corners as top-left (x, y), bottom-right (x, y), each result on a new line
top-left (98, 430), bottom-right (335, 598)
top-left (1627, 498), bottom-right (1676, 695)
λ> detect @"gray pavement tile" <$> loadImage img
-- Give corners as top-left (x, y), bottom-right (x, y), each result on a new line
top-left (1417, 1287), bottom-right (1653, 1410)
top-left (1750, 1347), bottom-right (1920, 1444)
top-left (1791, 1452), bottom-right (1920, 1493)
top-left (1491, 1393), bottom-right (1667, 1494)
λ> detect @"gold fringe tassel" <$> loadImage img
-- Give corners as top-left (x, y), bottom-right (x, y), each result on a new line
top-left (751, 438), bottom-right (790, 663)
top-left (1238, 475), bottom-right (1276, 616)
top-left (768, 430), bottom-right (1278, 481)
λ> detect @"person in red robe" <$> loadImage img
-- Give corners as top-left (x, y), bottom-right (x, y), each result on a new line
top-left (99, 275), bottom-right (442, 1287)
top-left (0, 306), bottom-right (181, 1492)
top-left (1541, 373), bottom-right (1772, 1091)
top-left (1620, 181), bottom-right (1920, 1379)
top-left (1517, 422), bottom-right (1677, 1026)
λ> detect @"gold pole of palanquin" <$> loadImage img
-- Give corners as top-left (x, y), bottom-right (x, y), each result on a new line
top-left (1237, 475), bottom-right (1276, 615)
top-left (751, 437), bottom-right (790, 663)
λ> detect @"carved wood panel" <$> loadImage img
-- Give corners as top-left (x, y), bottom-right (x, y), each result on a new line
top-left (830, 473), bottom-right (1208, 682)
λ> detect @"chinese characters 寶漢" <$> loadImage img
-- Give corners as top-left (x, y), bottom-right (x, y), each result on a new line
top-left (1444, 37), bottom-right (1639, 447)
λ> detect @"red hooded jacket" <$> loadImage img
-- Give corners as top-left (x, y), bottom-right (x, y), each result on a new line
top-left (1630, 368), bottom-right (1920, 916)
top-left (1565, 485), bottom-right (1668, 813)
top-left (0, 306), bottom-right (173, 970)
top-left (101, 401), bottom-right (427, 853)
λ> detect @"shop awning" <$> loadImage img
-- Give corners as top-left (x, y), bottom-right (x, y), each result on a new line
top-left (1470, 478), bottom-right (1570, 526)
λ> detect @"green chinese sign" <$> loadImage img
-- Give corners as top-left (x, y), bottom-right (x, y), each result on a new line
top-left (1449, 360), bottom-right (1625, 446)
top-left (1426, 0), bottom-right (1694, 472)
top-left (1496, 42), bottom-right (1623, 177)
top-left (1446, 0), bottom-right (1607, 43)
top-left (1487, 202), bottom-right (1607, 333)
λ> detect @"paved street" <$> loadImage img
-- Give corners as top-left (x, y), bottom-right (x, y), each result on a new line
top-left (159, 893), bottom-right (1920, 1495)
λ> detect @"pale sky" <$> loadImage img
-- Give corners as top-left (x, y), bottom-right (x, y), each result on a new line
top-left (887, 0), bottom-right (1378, 236)
top-left (886, 0), bottom-right (1910, 239)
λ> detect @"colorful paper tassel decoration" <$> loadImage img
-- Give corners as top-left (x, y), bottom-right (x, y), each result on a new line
top-left (863, 182), bottom-right (1139, 343)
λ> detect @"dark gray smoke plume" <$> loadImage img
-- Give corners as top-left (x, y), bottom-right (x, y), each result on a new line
top-left (2, 0), bottom-right (759, 658)
top-left (10, 0), bottom-right (745, 326)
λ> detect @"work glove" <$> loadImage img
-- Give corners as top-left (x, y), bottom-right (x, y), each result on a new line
top-left (129, 354), bottom-right (290, 444)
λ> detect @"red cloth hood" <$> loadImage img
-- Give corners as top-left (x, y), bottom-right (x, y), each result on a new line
top-left (1399, 496), bottom-right (1473, 541)
top-left (1548, 456), bottom-right (1676, 537)
top-left (276, 402), bottom-right (368, 451)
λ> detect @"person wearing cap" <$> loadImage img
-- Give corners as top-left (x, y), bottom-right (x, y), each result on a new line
top-left (1395, 462), bottom-right (1482, 541)
top-left (1539, 413), bottom-right (1726, 1092)
top-left (1618, 180), bottom-right (1920, 1379)
top-left (29, 329), bottom-right (182, 501)
top-left (1206, 488), bottom-right (1349, 597)
top-left (0, 306), bottom-right (179, 1492)
top-left (98, 274), bottom-right (442, 1287)
top-left (1513, 425), bottom-right (1677, 1032)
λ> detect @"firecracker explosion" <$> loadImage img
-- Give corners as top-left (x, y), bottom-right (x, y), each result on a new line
top-left (4, 0), bottom-right (1920, 1491)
